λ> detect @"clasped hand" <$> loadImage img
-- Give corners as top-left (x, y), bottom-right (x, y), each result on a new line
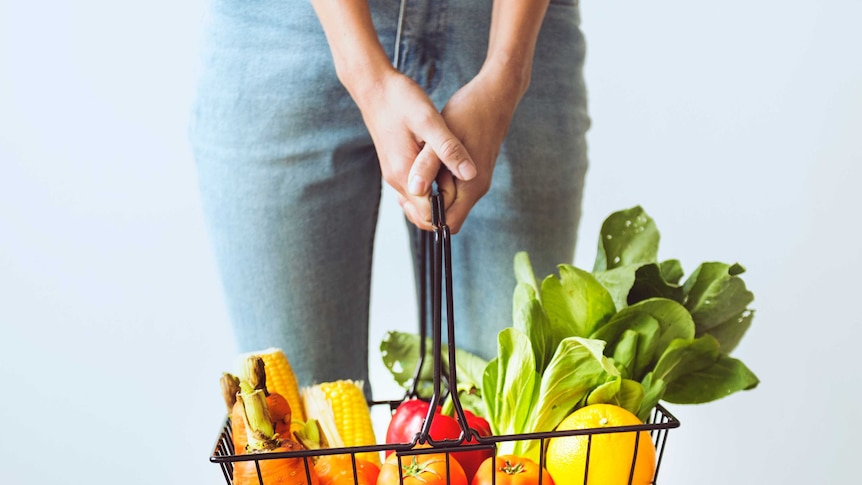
top-left (353, 65), bottom-right (521, 234)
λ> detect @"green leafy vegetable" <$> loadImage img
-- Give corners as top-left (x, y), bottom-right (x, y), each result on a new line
top-left (486, 328), bottom-right (540, 437)
top-left (682, 262), bottom-right (755, 353)
top-left (541, 265), bottom-right (616, 343)
top-left (483, 333), bottom-right (621, 457)
top-left (586, 377), bottom-right (646, 413)
top-left (380, 205), bottom-right (760, 438)
top-left (379, 330), bottom-right (488, 415)
top-left (591, 298), bottom-right (696, 381)
top-left (594, 206), bottom-right (660, 272)
top-left (512, 286), bottom-right (555, 374)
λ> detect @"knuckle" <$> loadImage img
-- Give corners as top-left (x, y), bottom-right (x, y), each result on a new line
top-left (437, 138), bottom-right (464, 160)
top-left (412, 152), bottom-right (433, 170)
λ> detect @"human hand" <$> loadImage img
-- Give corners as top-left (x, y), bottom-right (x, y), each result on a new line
top-left (351, 68), bottom-right (477, 231)
top-left (435, 64), bottom-right (525, 233)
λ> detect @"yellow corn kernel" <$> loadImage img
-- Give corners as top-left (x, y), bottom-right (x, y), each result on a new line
top-left (237, 348), bottom-right (305, 426)
top-left (303, 380), bottom-right (379, 465)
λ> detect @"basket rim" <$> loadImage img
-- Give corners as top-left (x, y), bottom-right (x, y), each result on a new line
top-left (210, 402), bottom-right (680, 464)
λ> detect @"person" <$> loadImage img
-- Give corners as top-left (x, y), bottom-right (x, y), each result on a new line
top-left (189, 0), bottom-right (590, 393)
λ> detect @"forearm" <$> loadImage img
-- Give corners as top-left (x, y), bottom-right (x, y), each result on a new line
top-left (309, 0), bottom-right (396, 105)
top-left (485, 0), bottom-right (551, 98)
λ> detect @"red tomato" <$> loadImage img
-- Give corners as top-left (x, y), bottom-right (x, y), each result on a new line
top-left (385, 399), bottom-right (463, 452)
top-left (377, 450), bottom-right (467, 485)
top-left (471, 456), bottom-right (555, 485)
top-left (384, 400), bottom-right (493, 483)
top-left (450, 409), bottom-right (493, 483)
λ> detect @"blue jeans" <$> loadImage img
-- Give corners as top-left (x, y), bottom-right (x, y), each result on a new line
top-left (189, 0), bottom-right (589, 390)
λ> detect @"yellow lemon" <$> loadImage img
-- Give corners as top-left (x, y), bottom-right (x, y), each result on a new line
top-left (545, 404), bottom-right (656, 485)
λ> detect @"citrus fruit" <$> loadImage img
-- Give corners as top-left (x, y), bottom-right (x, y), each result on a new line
top-left (545, 404), bottom-right (656, 485)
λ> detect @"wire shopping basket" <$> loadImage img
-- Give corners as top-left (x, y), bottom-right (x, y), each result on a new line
top-left (210, 190), bottom-right (681, 485)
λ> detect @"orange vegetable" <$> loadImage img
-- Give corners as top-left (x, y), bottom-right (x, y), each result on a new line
top-left (232, 439), bottom-right (318, 485)
top-left (377, 450), bottom-right (467, 485)
top-left (267, 392), bottom-right (292, 437)
top-left (471, 455), bottom-right (554, 485)
top-left (314, 454), bottom-right (379, 485)
top-left (231, 399), bottom-right (248, 454)
top-left (233, 390), bottom-right (319, 485)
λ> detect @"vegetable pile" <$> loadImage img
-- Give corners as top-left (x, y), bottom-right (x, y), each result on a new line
top-left (381, 206), bottom-right (759, 459)
top-left (213, 206), bottom-right (760, 485)
top-left (219, 350), bottom-right (382, 485)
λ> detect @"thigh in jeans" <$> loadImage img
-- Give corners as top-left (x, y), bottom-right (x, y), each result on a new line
top-left (188, 1), bottom-right (385, 386)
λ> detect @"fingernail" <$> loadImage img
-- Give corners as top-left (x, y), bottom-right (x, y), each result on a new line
top-left (458, 161), bottom-right (477, 180)
top-left (408, 175), bottom-right (427, 195)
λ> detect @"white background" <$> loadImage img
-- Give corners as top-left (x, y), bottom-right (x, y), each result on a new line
top-left (1, 1), bottom-right (860, 484)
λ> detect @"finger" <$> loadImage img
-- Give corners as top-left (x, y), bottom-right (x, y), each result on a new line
top-left (435, 170), bottom-right (456, 212)
top-left (422, 124), bottom-right (477, 182)
top-left (398, 195), bottom-right (434, 231)
top-left (440, 188), bottom-right (480, 235)
top-left (407, 143), bottom-right (441, 196)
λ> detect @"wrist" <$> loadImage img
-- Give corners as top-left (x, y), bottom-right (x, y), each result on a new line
top-left (479, 53), bottom-right (533, 102)
top-left (332, 44), bottom-right (391, 88)
top-left (333, 49), bottom-right (398, 109)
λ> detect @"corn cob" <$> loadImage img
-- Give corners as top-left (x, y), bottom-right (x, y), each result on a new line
top-left (302, 380), bottom-right (379, 465)
top-left (236, 348), bottom-right (305, 426)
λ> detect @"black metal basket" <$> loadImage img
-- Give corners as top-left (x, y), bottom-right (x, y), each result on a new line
top-left (210, 191), bottom-right (681, 485)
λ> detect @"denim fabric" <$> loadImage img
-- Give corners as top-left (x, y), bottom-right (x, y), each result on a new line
top-left (189, 0), bottom-right (589, 390)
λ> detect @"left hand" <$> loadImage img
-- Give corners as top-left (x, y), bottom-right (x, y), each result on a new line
top-left (432, 62), bottom-right (526, 233)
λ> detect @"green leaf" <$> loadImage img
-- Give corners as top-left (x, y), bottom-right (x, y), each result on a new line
top-left (481, 360), bottom-right (500, 431)
top-left (637, 373), bottom-right (667, 421)
top-left (513, 281), bottom-right (539, 325)
top-left (586, 377), bottom-right (645, 416)
top-left (645, 335), bottom-right (760, 407)
top-left (610, 329), bottom-right (640, 377)
top-left (454, 388), bottom-right (487, 419)
top-left (652, 335), bottom-right (721, 384)
top-left (380, 331), bottom-right (434, 389)
top-left (628, 263), bottom-right (684, 305)
top-left (379, 331), bottom-right (488, 398)
top-left (485, 328), bottom-right (540, 436)
top-left (594, 206), bottom-right (660, 272)
top-left (662, 355), bottom-right (760, 404)
top-left (706, 310), bottom-right (755, 354)
top-left (513, 288), bottom-right (554, 373)
top-left (450, 344), bottom-right (491, 394)
top-left (660, 259), bottom-right (685, 285)
top-left (593, 265), bottom-right (639, 311)
top-left (528, 337), bottom-right (618, 435)
top-left (594, 260), bottom-right (685, 312)
top-left (683, 262), bottom-right (755, 336)
top-left (514, 251), bottom-right (540, 296)
top-left (541, 265), bottom-right (616, 340)
top-left (591, 298), bottom-right (696, 380)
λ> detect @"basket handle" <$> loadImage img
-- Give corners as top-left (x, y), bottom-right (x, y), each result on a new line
top-left (406, 187), bottom-right (482, 446)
